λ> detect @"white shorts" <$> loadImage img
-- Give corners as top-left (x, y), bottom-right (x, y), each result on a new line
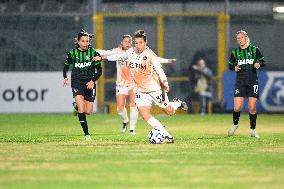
top-left (135, 90), bottom-right (170, 109)
top-left (116, 85), bottom-right (134, 96)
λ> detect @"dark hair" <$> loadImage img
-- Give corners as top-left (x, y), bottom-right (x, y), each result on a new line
top-left (134, 30), bottom-right (147, 42)
top-left (75, 29), bottom-right (94, 48)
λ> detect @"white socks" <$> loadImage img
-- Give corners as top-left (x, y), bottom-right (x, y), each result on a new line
top-left (130, 106), bottom-right (138, 131)
top-left (147, 117), bottom-right (172, 138)
top-left (117, 107), bottom-right (129, 123)
top-left (169, 101), bottom-right (181, 111)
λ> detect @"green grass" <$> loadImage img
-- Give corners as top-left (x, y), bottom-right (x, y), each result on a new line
top-left (0, 113), bottom-right (283, 189)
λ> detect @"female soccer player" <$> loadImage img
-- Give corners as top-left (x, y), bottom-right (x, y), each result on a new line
top-left (63, 29), bottom-right (102, 140)
top-left (227, 30), bottom-right (265, 138)
top-left (104, 30), bottom-right (188, 143)
top-left (97, 35), bottom-right (176, 135)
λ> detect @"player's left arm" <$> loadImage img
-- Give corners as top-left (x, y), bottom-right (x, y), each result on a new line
top-left (63, 51), bottom-right (73, 87)
top-left (92, 51), bottom-right (103, 82)
top-left (156, 57), bottom-right (176, 64)
top-left (255, 47), bottom-right (265, 69)
top-left (152, 56), bottom-right (169, 92)
top-left (86, 51), bottom-right (103, 89)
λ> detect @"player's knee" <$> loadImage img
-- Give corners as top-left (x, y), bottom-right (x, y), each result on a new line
top-left (248, 106), bottom-right (256, 114)
top-left (164, 106), bottom-right (174, 116)
top-left (140, 114), bottom-right (151, 121)
top-left (234, 106), bottom-right (242, 112)
top-left (129, 101), bottom-right (136, 108)
top-left (117, 105), bottom-right (125, 111)
top-left (85, 110), bottom-right (92, 115)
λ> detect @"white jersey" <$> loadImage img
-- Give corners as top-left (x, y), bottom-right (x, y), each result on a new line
top-left (98, 48), bottom-right (134, 87)
top-left (107, 47), bottom-right (169, 93)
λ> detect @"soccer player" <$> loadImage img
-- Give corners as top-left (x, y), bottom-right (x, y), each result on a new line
top-left (104, 30), bottom-right (188, 143)
top-left (97, 35), bottom-right (176, 135)
top-left (227, 30), bottom-right (265, 138)
top-left (63, 29), bottom-right (102, 140)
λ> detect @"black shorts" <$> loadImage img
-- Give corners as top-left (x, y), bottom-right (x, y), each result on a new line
top-left (71, 83), bottom-right (96, 102)
top-left (234, 80), bottom-right (259, 98)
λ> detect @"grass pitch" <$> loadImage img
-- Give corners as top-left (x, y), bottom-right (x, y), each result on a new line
top-left (0, 113), bottom-right (283, 189)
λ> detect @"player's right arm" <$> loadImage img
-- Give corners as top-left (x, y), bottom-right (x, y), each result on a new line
top-left (63, 50), bottom-right (73, 87)
top-left (96, 49), bottom-right (119, 56)
top-left (228, 50), bottom-right (240, 72)
top-left (105, 51), bottom-right (128, 61)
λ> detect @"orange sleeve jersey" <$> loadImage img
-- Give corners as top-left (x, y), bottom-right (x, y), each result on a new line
top-left (113, 48), bottom-right (135, 87)
top-left (128, 48), bottom-right (168, 93)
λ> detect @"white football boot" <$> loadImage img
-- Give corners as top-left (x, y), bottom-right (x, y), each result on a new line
top-left (228, 125), bottom-right (238, 136)
top-left (250, 129), bottom-right (260, 138)
top-left (129, 129), bottom-right (135, 136)
top-left (121, 122), bottom-right (128, 133)
top-left (84, 135), bottom-right (92, 141)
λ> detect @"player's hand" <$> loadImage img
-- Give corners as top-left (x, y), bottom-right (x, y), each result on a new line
top-left (63, 78), bottom-right (69, 87)
top-left (86, 80), bottom-right (94, 89)
top-left (167, 59), bottom-right (176, 64)
top-left (93, 56), bottom-right (102, 61)
top-left (192, 65), bottom-right (198, 70)
top-left (254, 63), bottom-right (260, 69)
top-left (235, 65), bottom-right (241, 72)
top-left (162, 81), bottom-right (170, 93)
top-left (164, 86), bottom-right (170, 93)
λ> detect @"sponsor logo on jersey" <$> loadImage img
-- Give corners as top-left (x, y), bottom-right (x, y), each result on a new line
top-left (130, 62), bottom-right (146, 71)
top-left (86, 56), bottom-right (90, 61)
top-left (237, 59), bottom-right (254, 65)
top-left (75, 62), bottom-right (92, 68)
top-left (260, 72), bottom-right (284, 112)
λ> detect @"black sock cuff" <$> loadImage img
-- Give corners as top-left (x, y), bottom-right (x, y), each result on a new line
top-left (249, 113), bottom-right (257, 118)
top-left (233, 111), bottom-right (240, 125)
top-left (249, 113), bottom-right (257, 129)
top-left (78, 112), bottom-right (86, 121)
top-left (78, 112), bottom-right (86, 116)
top-left (233, 111), bottom-right (240, 116)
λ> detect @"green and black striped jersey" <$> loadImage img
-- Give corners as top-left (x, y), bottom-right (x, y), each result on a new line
top-left (228, 45), bottom-right (265, 72)
top-left (63, 47), bottom-right (102, 82)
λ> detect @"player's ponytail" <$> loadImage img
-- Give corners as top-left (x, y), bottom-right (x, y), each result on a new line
top-left (236, 30), bottom-right (250, 47)
top-left (74, 29), bottom-right (94, 48)
top-left (134, 30), bottom-right (147, 42)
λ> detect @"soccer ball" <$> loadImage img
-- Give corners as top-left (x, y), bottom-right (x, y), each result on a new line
top-left (148, 128), bottom-right (165, 144)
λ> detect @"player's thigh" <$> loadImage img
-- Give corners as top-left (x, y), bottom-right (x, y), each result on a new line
top-left (75, 95), bottom-right (85, 113)
top-left (83, 88), bottom-right (96, 114)
top-left (128, 88), bottom-right (136, 107)
top-left (138, 105), bottom-right (152, 121)
top-left (234, 97), bottom-right (244, 111)
top-left (84, 101), bottom-right (94, 115)
top-left (116, 94), bottom-right (128, 110)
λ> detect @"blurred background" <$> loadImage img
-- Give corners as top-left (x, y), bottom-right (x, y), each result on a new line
top-left (0, 0), bottom-right (284, 113)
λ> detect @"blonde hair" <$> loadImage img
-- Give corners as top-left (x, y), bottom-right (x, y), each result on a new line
top-left (236, 30), bottom-right (250, 48)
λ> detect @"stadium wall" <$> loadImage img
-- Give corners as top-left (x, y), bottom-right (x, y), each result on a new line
top-left (0, 72), bottom-right (98, 113)
top-left (223, 71), bottom-right (284, 112)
